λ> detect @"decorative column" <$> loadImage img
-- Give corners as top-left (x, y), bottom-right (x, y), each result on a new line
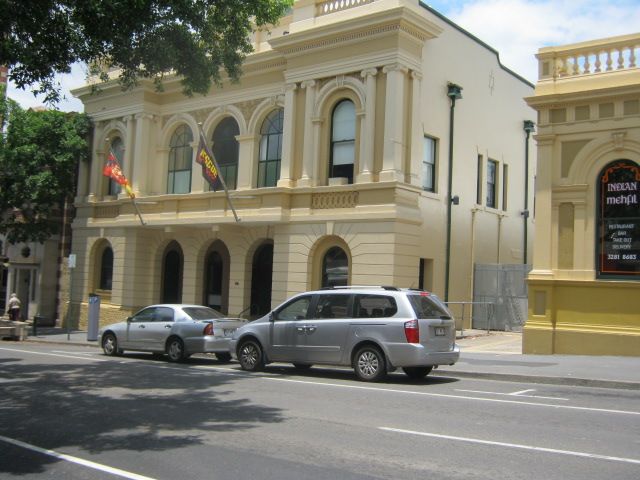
top-left (299, 80), bottom-right (317, 187)
top-left (409, 71), bottom-right (423, 187)
top-left (278, 83), bottom-right (297, 188)
top-left (381, 64), bottom-right (408, 182)
top-left (123, 115), bottom-right (135, 183)
top-left (236, 134), bottom-right (259, 190)
top-left (133, 113), bottom-right (154, 196)
top-left (86, 121), bottom-right (104, 201)
top-left (358, 68), bottom-right (377, 183)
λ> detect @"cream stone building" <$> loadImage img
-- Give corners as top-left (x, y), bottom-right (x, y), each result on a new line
top-left (524, 33), bottom-right (640, 356)
top-left (69, 0), bottom-right (535, 328)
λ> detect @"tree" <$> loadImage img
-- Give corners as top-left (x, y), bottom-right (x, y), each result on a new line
top-left (0, 97), bottom-right (91, 243)
top-left (1, 0), bottom-right (293, 104)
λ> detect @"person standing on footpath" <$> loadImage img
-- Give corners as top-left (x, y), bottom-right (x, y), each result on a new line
top-left (7, 293), bottom-right (21, 321)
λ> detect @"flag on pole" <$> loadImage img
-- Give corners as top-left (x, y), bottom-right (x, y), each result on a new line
top-left (102, 150), bottom-right (135, 199)
top-left (196, 130), bottom-right (221, 191)
top-left (196, 126), bottom-right (240, 222)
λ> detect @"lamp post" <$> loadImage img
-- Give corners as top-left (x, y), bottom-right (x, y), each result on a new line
top-left (522, 120), bottom-right (535, 265)
top-left (444, 83), bottom-right (462, 303)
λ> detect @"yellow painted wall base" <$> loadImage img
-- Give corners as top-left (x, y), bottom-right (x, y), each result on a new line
top-left (523, 279), bottom-right (640, 356)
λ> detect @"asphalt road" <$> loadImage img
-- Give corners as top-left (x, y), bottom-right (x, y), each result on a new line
top-left (0, 343), bottom-right (639, 480)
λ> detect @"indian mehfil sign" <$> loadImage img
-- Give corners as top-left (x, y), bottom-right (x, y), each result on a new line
top-left (597, 159), bottom-right (640, 278)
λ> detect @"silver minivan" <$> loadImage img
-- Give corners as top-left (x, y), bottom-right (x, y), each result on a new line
top-left (229, 286), bottom-right (460, 382)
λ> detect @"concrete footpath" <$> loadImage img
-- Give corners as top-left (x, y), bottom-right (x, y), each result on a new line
top-left (16, 327), bottom-right (640, 391)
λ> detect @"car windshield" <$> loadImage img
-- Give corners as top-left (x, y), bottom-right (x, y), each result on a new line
top-left (407, 293), bottom-right (451, 318)
top-left (182, 307), bottom-right (224, 320)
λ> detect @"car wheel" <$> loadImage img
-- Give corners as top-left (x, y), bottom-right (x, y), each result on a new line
top-left (166, 337), bottom-right (186, 362)
top-left (216, 352), bottom-right (232, 363)
top-left (293, 363), bottom-right (313, 370)
top-left (402, 366), bottom-right (433, 379)
top-left (354, 345), bottom-right (386, 382)
top-left (102, 333), bottom-right (122, 356)
top-left (238, 339), bottom-right (264, 372)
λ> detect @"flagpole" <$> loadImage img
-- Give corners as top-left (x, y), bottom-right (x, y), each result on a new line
top-left (197, 124), bottom-right (241, 223)
top-left (131, 197), bottom-right (146, 226)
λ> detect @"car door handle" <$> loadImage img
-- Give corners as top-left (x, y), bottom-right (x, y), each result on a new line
top-left (296, 326), bottom-right (306, 334)
top-left (164, 324), bottom-right (172, 329)
top-left (306, 325), bottom-right (317, 333)
top-left (138, 325), bottom-right (145, 329)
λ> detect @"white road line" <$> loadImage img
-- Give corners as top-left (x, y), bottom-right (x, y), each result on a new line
top-left (510, 389), bottom-right (535, 395)
top-left (455, 388), bottom-right (569, 401)
top-left (260, 377), bottom-right (640, 416)
top-left (0, 347), bottom-right (108, 362)
top-left (0, 434), bottom-right (157, 480)
top-left (379, 427), bottom-right (640, 466)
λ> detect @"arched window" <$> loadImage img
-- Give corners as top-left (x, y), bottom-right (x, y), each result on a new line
top-left (108, 138), bottom-right (125, 195)
top-left (596, 159), bottom-right (640, 279)
top-left (258, 109), bottom-right (284, 188)
top-left (330, 100), bottom-right (356, 184)
top-left (212, 117), bottom-right (239, 190)
top-left (99, 247), bottom-right (113, 291)
top-left (322, 246), bottom-right (348, 288)
top-left (167, 125), bottom-right (193, 194)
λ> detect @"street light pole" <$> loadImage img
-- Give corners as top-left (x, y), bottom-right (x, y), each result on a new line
top-left (523, 120), bottom-right (535, 265)
top-left (444, 83), bottom-right (463, 303)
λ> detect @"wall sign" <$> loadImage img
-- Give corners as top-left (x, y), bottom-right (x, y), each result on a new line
top-left (597, 159), bottom-right (640, 278)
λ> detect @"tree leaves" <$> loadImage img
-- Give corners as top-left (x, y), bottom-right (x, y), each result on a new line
top-left (1, 0), bottom-right (293, 104)
top-left (0, 98), bottom-right (90, 243)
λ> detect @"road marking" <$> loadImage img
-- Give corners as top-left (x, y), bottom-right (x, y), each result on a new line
top-left (0, 347), bottom-right (108, 362)
top-left (456, 388), bottom-right (569, 401)
top-left (379, 427), bottom-right (640, 465)
top-left (260, 377), bottom-right (640, 416)
top-left (0, 434), bottom-right (157, 479)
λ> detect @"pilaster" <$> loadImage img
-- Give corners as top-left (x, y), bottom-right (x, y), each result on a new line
top-left (278, 83), bottom-right (297, 188)
top-left (300, 80), bottom-right (317, 187)
top-left (358, 68), bottom-right (378, 183)
top-left (381, 64), bottom-right (408, 182)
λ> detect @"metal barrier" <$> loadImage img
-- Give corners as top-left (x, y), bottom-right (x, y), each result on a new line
top-left (445, 301), bottom-right (496, 335)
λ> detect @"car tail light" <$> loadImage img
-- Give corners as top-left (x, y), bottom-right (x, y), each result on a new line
top-left (203, 323), bottom-right (214, 336)
top-left (404, 319), bottom-right (420, 344)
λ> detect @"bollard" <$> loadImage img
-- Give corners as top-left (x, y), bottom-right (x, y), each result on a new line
top-left (32, 315), bottom-right (39, 337)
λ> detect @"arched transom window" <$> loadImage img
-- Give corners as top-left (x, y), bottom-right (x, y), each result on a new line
top-left (330, 100), bottom-right (356, 184)
top-left (167, 125), bottom-right (193, 194)
top-left (258, 109), bottom-right (284, 188)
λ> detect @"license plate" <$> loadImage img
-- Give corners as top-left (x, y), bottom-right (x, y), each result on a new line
top-left (223, 328), bottom-right (235, 337)
top-left (434, 327), bottom-right (446, 336)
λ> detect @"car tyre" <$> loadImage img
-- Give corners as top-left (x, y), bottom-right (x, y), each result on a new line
top-left (166, 337), bottom-right (186, 362)
top-left (238, 339), bottom-right (265, 372)
top-left (354, 345), bottom-right (386, 382)
top-left (102, 333), bottom-right (122, 356)
top-left (402, 366), bottom-right (433, 379)
top-left (216, 352), bottom-right (232, 363)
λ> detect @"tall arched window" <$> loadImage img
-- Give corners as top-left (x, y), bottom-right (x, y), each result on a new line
top-left (596, 159), bottom-right (640, 279)
top-left (108, 138), bottom-right (125, 195)
top-left (212, 117), bottom-right (239, 190)
top-left (322, 246), bottom-right (348, 288)
top-left (167, 125), bottom-right (193, 194)
top-left (99, 247), bottom-right (113, 291)
top-left (330, 100), bottom-right (356, 184)
top-left (258, 109), bottom-right (283, 188)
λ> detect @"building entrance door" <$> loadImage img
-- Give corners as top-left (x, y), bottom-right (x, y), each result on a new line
top-left (250, 243), bottom-right (273, 318)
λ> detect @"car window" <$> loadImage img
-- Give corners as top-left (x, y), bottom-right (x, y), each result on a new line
top-left (155, 307), bottom-right (175, 322)
top-left (183, 307), bottom-right (223, 320)
top-left (354, 295), bottom-right (397, 318)
top-left (275, 296), bottom-right (311, 321)
top-left (312, 294), bottom-right (352, 319)
top-left (130, 307), bottom-right (156, 323)
top-left (408, 293), bottom-right (451, 318)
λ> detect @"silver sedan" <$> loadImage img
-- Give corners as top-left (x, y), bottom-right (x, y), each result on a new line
top-left (99, 304), bottom-right (246, 362)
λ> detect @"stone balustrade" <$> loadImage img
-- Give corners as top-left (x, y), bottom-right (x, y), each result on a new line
top-left (538, 33), bottom-right (640, 80)
top-left (316, 0), bottom-right (375, 16)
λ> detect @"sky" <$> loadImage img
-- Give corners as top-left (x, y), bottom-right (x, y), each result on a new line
top-left (6, 0), bottom-right (640, 113)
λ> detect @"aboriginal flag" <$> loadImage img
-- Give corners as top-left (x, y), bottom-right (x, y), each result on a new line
top-left (196, 130), bottom-right (222, 191)
top-left (102, 150), bottom-right (135, 199)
